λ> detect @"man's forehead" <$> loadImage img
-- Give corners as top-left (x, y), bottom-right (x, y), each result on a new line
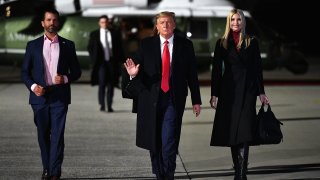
top-left (157, 16), bottom-right (173, 21)
top-left (99, 18), bottom-right (108, 22)
top-left (44, 12), bottom-right (58, 19)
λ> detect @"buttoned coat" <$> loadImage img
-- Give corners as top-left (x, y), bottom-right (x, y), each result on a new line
top-left (210, 36), bottom-right (265, 146)
top-left (123, 35), bottom-right (202, 152)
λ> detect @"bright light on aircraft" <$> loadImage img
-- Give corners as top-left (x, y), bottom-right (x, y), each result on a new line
top-left (186, 32), bottom-right (192, 38)
top-left (5, 6), bottom-right (11, 17)
top-left (131, 27), bottom-right (138, 34)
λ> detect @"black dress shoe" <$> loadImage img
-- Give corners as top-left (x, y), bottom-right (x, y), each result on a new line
top-left (41, 169), bottom-right (49, 180)
top-left (108, 108), bottom-right (114, 112)
top-left (156, 174), bottom-right (165, 180)
top-left (100, 106), bottom-right (105, 111)
top-left (50, 176), bottom-right (60, 180)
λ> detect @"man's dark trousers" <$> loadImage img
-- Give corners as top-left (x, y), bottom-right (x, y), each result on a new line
top-left (32, 102), bottom-right (68, 177)
top-left (98, 60), bottom-right (114, 110)
top-left (150, 91), bottom-right (177, 180)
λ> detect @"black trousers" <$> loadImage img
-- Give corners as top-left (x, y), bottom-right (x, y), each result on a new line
top-left (98, 61), bottom-right (114, 109)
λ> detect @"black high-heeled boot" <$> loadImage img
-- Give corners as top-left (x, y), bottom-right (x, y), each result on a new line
top-left (231, 146), bottom-right (239, 179)
top-left (238, 143), bottom-right (249, 180)
top-left (232, 143), bottom-right (249, 180)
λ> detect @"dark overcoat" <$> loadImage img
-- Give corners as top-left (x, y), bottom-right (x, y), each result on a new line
top-left (210, 36), bottom-right (265, 147)
top-left (87, 28), bottom-right (123, 86)
top-left (123, 35), bottom-right (202, 152)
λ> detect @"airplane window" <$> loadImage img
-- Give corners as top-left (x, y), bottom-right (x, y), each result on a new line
top-left (188, 19), bottom-right (208, 39)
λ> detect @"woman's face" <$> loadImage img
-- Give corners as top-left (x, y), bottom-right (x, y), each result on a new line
top-left (230, 13), bottom-right (242, 32)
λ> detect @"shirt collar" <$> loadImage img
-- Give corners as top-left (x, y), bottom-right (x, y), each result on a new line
top-left (159, 34), bottom-right (174, 45)
top-left (100, 28), bottom-right (109, 33)
top-left (44, 34), bottom-right (59, 43)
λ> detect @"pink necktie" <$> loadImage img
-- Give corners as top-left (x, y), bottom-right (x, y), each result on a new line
top-left (161, 40), bottom-right (170, 93)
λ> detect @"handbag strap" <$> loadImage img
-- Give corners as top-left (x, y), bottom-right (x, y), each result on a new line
top-left (260, 103), bottom-right (283, 125)
top-left (260, 103), bottom-right (272, 112)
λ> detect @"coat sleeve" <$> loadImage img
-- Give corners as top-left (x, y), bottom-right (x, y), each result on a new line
top-left (252, 38), bottom-right (265, 95)
top-left (211, 39), bottom-right (223, 97)
top-left (87, 31), bottom-right (95, 60)
top-left (121, 56), bottom-right (139, 113)
top-left (186, 40), bottom-right (202, 105)
top-left (121, 41), bottom-right (146, 99)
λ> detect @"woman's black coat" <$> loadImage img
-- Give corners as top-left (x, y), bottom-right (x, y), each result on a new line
top-left (210, 36), bottom-right (265, 147)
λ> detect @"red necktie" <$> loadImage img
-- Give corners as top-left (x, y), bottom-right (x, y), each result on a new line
top-left (161, 40), bottom-right (170, 93)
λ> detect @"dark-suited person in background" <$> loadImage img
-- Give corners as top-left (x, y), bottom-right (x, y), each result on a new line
top-left (209, 9), bottom-right (269, 180)
top-left (87, 15), bottom-right (123, 112)
top-left (21, 8), bottom-right (81, 180)
top-left (123, 11), bottom-right (202, 180)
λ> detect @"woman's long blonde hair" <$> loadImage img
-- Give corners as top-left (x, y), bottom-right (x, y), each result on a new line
top-left (221, 9), bottom-right (251, 49)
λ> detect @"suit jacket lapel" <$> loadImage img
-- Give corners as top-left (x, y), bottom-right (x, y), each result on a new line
top-left (57, 36), bottom-right (65, 72)
top-left (97, 30), bottom-right (102, 46)
top-left (31, 36), bottom-right (47, 86)
top-left (36, 36), bottom-right (45, 76)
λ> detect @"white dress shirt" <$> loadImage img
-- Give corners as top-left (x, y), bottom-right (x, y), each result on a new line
top-left (100, 28), bottom-right (112, 61)
top-left (159, 35), bottom-right (174, 63)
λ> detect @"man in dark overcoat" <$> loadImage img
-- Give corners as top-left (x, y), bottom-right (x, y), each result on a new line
top-left (87, 15), bottom-right (123, 112)
top-left (123, 11), bottom-right (202, 180)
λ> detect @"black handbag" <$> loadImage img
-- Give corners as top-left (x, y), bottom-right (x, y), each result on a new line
top-left (251, 104), bottom-right (283, 145)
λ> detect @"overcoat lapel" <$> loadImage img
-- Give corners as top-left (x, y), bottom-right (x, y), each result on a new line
top-left (171, 36), bottom-right (181, 74)
top-left (228, 34), bottom-right (247, 65)
top-left (238, 42), bottom-right (247, 65)
top-left (153, 36), bottom-right (162, 74)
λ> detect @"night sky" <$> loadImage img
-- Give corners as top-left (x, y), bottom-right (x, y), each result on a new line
top-left (229, 0), bottom-right (316, 55)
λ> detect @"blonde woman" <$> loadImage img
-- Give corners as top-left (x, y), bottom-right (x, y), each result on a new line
top-left (209, 9), bottom-right (269, 180)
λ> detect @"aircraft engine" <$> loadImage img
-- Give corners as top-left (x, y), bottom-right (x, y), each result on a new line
top-left (55, 0), bottom-right (81, 14)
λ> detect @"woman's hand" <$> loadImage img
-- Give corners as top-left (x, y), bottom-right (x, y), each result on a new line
top-left (124, 58), bottom-right (140, 77)
top-left (210, 96), bottom-right (218, 109)
top-left (259, 94), bottom-right (269, 105)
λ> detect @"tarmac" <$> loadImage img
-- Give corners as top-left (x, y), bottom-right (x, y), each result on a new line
top-left (0, 55), bottom-right (320, 84)
top-left (0, 82), bottom-right (320, 179)
top-left (0, 23), bottom-right (319, 178)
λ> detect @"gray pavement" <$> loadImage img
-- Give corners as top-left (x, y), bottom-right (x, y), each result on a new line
top-left (1, 84), bottom-right (320, 180)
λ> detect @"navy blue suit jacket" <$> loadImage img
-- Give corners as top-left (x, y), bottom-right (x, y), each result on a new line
top-left (21, 35), bottom-right (82, 105)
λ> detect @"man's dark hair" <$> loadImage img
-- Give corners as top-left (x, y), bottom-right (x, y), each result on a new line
top-left (99, 15), bottom-right (109, 21)
top-left (42, 8), bottom-right (60, 20)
